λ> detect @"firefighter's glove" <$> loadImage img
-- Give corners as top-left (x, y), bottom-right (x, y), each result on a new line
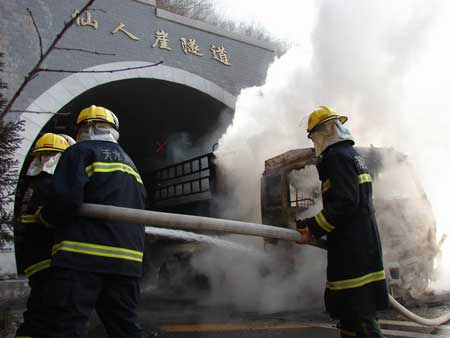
top-left (34, 207), bottom-right (54, 229)
top-left (296, 222), bottom-right (312, 245)
top-left (296, 218), bottom-right (308, 229)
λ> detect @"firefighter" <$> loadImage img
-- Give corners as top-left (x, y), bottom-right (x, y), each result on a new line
top-left (15, 133), bottom-right (74, 337)
top-left (296, 106), bottom-right (389, 338)
top-left (32, 105), bottom-right (147, 338)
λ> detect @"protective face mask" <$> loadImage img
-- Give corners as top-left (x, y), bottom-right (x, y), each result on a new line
top-left (335, 121), bottom-right (354, 142)
top-left (27, 152), bottom-right (62, 176)
top-left (310, 120), bottom-right (354, 156)
top-left (311, 130), bottom-right (328, 156)
top-left (76, 124), bottom-right (119, 143)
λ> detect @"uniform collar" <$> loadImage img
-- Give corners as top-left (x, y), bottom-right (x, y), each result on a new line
top-left (322, 139), bottom-right (355, 156)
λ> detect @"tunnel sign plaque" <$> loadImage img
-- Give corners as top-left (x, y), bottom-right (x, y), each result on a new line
top-left (72, 9), bottom-right (232, 66)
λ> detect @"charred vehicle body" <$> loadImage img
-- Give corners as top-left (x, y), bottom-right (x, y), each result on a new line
top-left (261, 146), bottom-right (440, 302)
top-left (143, 153), bottom-right (217, 292)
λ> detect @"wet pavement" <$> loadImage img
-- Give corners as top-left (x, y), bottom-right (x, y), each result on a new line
top-left (88, 291), bottom-right (450, 338)
top-left (89, 291), bottom-right (340, 338)
top-left (3, 286), bottom-right (450, 337)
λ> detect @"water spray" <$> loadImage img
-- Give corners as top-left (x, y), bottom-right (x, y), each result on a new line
top-left (80, 203), bottom-right (450, 327)
top-left (145, 227), bottom-right (268, 260)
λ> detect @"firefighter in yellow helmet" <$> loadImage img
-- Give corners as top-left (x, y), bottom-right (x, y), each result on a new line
top-left (296, 106), bottom-right (388, 338)
top-left (15, 133), bottom-right (74, 337)
top-left (75, 104), bottom-right (120, 142)
top-left (34, 105), bottom-right (147, 338)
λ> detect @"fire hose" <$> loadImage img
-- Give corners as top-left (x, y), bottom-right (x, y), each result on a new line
top-left (80, 203), bottom-right (450, 327)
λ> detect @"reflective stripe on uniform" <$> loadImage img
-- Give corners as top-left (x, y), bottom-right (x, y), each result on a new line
top-left (322, 179), bottom-right (331, 194)
top-left (24, 258), bottom-right (51, 278)
top-left (322, 173), bottom-right (370, 194)
top-left (326, 270), bottom-right (385, 290)
top-left (357, 173), bottom-right (372, 184)
top-left (85, 162), bottom-right (143, 184)
top-left (20, 214), bottom-right (37, 224)
top-left (20, 211), bottom-right (50, 226)
top-left (314, 211), bottom-right (335, 232)
top-left (52, 240), bottom-right (143, 262)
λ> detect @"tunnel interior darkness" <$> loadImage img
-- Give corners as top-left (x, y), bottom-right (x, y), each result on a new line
top-left (26, 78), bottom-right (233, 191)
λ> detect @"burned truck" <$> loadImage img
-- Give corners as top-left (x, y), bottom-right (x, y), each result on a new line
top-left (144, 154), bottom-right (217, 292)
top-left (260, 146), bottom-right (440, 302)
top-left (145, 146), bottom-right (440, 300)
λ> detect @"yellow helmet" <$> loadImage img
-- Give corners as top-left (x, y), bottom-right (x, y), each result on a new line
top-left (77, 105), bottom-right (119, 130)
top-left (33, 133), bottom-right (70, 153)
top-left (307, 106), bottom-right (348, 136)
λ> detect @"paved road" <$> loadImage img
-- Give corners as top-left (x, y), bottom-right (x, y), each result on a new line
top-left (87, 293), bottom-right (450, 338)
top-left (154, 321), bottom-right (450, 338)
top-left (157, 323), bottom-right (339, 338)
top-left (4, 290), bottom-right (449, 337)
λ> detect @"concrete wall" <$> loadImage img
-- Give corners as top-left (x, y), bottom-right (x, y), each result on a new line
top-left (0, 0), bottom-right (275, 112)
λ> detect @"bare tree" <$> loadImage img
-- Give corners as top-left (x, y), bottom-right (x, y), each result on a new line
top-left (0, 1), bottom-right (97, 251)
top-left (1, 1), bottom-right (95, 120)
top-left (156, 0), bottom-right (285, 51)
top-left (1, 0), bottom-right (162, 120)
top-left (0, 53), bottom-right (24, 246)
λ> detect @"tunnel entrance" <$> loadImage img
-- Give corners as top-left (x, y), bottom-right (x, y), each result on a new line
top-left (18, 78), bottom-right (233, 207)
top-left (14, 78), bottom-right (234, 278)
top-left (43, 77), bottom-right (231, 184)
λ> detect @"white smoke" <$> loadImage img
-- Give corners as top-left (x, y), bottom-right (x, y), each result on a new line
top-left (164, 109), bottom-right (233, 164)
top-left (190, 235), bottom-right (326, 313)
top-left (191, 0), bottom-right (450, 312)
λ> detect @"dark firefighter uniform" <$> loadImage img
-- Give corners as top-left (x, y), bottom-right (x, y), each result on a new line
top-left (303, 140), bottom-right (389, 337)
top-left (37, 140), bottom-right (147, 338)
top-left (16, 174), bottom-right (53, 277)
top-left (15, 174), bottom-right (55, 337)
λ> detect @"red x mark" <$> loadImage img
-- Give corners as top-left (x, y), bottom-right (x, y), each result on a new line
top-left (156, 141), bottom-right (167, 154)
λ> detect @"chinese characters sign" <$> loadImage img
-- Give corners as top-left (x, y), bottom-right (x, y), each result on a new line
top-left (72, 10), bottom-right (98, 29)
top-left (179, 37), bottom-right (202, 56)
top-left (72, 10), bottom-right (232, 66)
top-left (210, 45), bottom-right (231, 66)
top-left (111, 23), bottom-right (140, 41)
top-left (153, 30), bottom-right (171, 50)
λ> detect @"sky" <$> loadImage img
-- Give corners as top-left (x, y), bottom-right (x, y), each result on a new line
top-left (211, 0), bottom-right (317, 44)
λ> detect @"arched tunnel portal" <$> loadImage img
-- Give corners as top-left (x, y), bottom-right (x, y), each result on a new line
top-left (14, 77), bottom-right (235, 278)
top-left (42, 78), bottom-right (232, 182)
